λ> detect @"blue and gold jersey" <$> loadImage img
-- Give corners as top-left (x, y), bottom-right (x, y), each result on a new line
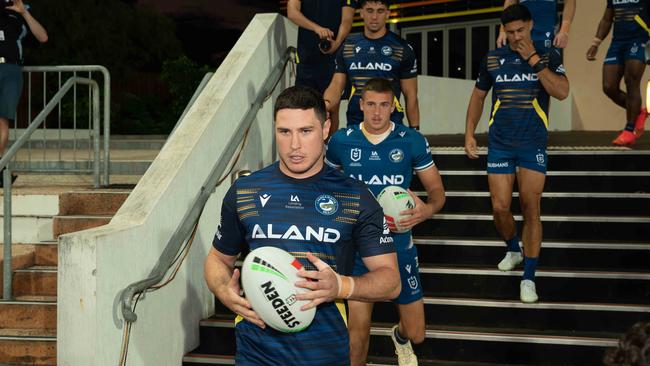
top-left (0, 4), bottom-right (30, 63)
top-left (296, 0), bottom-right (358, 65)
top-left (475, 46), bottom-right (566, 150)
top-left (520, 0), bottom-right (558, 46)
top-left (325, 122), bottom-right (433, 247)
top-left (335, 31), bottom-right (418, 126)
top-left (608, 0), bottom-right (650, 42)
top-left (213, 162), bottom-right (393, 366)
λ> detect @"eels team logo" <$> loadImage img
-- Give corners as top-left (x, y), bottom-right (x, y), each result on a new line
top-left (315, 194), bottom-right (339, 216)
top-left (389, 148), bottom-right (404, 163)
top-left (381, 46), bottom-right (393, 56)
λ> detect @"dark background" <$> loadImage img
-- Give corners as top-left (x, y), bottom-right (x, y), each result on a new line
top-left (20, 0), bottom-right (277, 134)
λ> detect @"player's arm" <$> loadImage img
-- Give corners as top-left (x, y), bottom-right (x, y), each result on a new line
top-left (287, 0), bottom-right (334, 40)
top-left (398, 166), bottom-right (445, 230)
top-left (326, 4), bottom-right (355, 54)
top-left (295, 251), bottom-right (400, 309)
top-left (205, 247), bottom-right (265, 328)
top-left (524, 50), bottom-right (569, 100)
top-left (586, 7), bottom-right (614, 61)
top-left (554, 0), bottom-right (576, 48)
top-left (496, 0), bottom-right (519, 47)
top-left (10, 0), bottom-right (48, 43)
top-left (465, 87), bottom-right (488, 159)
top-left (400, 77), bottom-right (420, 129)
top-left (324, 72), bottom-right (347, 132)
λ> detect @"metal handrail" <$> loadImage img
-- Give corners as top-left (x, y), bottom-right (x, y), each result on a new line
top-left (2, 77), bottom-right (101, 300)
top-left (22, 65), bottom-right (111, 185)
top-left (119, 46), bottom-right (295, 323)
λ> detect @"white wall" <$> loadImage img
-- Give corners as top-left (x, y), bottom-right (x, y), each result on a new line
top-left (338, 75), bottom-right (573, 135)
top-left (57, 14), bottom-right (295, 365)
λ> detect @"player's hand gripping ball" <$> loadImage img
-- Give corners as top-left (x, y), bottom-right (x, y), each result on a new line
top-left (376, 185), bottom-right (415, 233)
top-left (241, 246), bottom-right (316, 332)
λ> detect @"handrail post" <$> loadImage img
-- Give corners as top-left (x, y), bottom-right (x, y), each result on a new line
top-left (92, 83), bottom-right (101, 188)
top-left (3, 168), bottom-right (12, 300)
top-left (102, 68), bottom-right (111, 187)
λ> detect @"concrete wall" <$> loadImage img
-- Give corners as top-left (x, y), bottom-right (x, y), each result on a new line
top-left (57, 14), bottom-right (295, 365)
top-left (338, 75), bottom-right (573, 135)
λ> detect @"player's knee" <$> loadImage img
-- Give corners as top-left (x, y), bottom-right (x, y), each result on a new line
top-left (624, 75), bottom-right (641, 90)
top-left (519, 201), bottom-right (540, 220)
top-left (492, 205), bottom-right (511, 219)
top-left (602, 83), bottom-right (619, 98)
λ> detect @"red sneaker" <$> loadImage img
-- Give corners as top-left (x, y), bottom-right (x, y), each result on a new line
top-left (612, 130), bottom-right (637, 146)
top-left (634, 108), bottom-right (648, 137)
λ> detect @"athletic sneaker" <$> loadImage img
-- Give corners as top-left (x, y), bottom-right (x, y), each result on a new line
top-left (634, 108), bottom-right (648, 137)
top-left (497, 251), bottom-right (523, 271)
top-left (612, 130), bottom-right (636, 146)
top-left (390, 325), bottom-right (418, 366)
top-left (520, 279), bottom-right (539, 303)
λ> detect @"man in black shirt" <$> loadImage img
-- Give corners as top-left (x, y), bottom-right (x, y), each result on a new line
top-left (0, 0), bottom-right (47, 182)
top-left (287, 0), bottom-right (356, 93)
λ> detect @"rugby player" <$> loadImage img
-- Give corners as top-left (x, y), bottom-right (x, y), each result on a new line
top-left (465, 4), bottom-right (569, 303)
top-left (497, 0), bottom-right (576, 51)
top-left (204, 85), bottom-right (400, 366)
top-left (323, 0), bottom-right (420, 131)
top-left (326, 78), bottom-right (445, 366)
top-left (586, 0), bottom-right (649, 146)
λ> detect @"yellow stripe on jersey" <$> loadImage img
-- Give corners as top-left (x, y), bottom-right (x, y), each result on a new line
top-left (235, 314), bottom-right (243, 325)
top-left (532, 98), bottom-right (549, 129)
top-left (488, 99), bottom-right (501, 127)
top-left (335, 299), bottom-right (347, 326)
top-left (634, 14), bottom-right (650, 35)
top-left (395, 96), bottom-right (404, 113)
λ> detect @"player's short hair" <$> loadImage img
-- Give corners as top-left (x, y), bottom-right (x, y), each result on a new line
top-left (501, 4), bottom-right (532, 25)
top-left (273, 85), bottom-right (327, 124)
top-left (604, 322), bottom-right (650, 366)
top-left (362, 78), bottom-right (395, 98)
top-left (359, 0), bottom-right (391, 9)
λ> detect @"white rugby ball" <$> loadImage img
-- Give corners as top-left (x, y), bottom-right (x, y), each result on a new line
top-left (241, 246), bottom-right (315, 332)
top-left (376, 185), bottom-right (414, 233)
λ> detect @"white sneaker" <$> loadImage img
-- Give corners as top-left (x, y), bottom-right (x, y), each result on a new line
top-left (497, 251), bottom-right (523, 271)
top-left (520, 280), bottom-right (539, 303)
top-left (390, 325), bottom-right (418, 366)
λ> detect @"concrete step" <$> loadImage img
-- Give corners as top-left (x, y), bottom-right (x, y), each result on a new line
top-left (0, 193), bottom-right (58, 216)
top-left (0, 334), bottom-right (56, 366)
top-left (13, 267), bottom-right (57, 297)
top-left (34, 243), bottom-right (57, 266)
top-left (52, 215), bottom-right (112, 237)
top-left (0, 216), bottom-right (53, 244)
top-left (58, 190), bottom-right (129, 216)
top-left (0, 244), bottom-right (36, 270)
top-left (0, 300), bottom-right (56, 330)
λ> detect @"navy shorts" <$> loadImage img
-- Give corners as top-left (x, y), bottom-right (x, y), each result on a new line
top-left (353, 234), bottom-right (423, 304)
top-left (487, 147), bottom-right (548, 174)
top-left (295, 61), bottom-right (335, 94)
top-left (0, 64), bottom-right (22, 120)
top-left (604, 39), bottom-right (647, 65)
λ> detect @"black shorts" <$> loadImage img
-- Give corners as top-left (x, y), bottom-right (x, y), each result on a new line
top-left (295, 61), bottom-right (335, 94)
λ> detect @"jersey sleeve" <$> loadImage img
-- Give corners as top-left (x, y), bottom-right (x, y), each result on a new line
top-left (399, 43), bottom-right (419, 79)
top-left (325, 131), bottom-right (343, 168)
top-left (353, 187), bottom-right (396, 258)
top-left (334, 43), bottom-right (347, 74)
top-left (412, 132), bottom-right (435, 171)
top-left (212, 184), bottom-right (247, 256)
top-left (548, 48), bottom-right (567, 76)
top-left (475, 55), bottom-right (493, 91)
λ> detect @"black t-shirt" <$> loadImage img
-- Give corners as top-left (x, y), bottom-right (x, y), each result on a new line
top-left (0, 7), bottom-right (28, 63)
top-left (296, 0), bottom-right (357, 65)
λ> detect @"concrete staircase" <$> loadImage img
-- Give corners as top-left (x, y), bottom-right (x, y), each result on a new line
top-left (0, 135), bottom-right (164, 365)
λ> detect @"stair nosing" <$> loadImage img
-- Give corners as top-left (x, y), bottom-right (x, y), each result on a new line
top-left (431, 213), bottom-right (650, 223)
top-left (439, 170), bottom-right (650, 177)
top-left (413, 238), bottom-right (650, 250)
top-left (419, 266), bottom-right (650, 280)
